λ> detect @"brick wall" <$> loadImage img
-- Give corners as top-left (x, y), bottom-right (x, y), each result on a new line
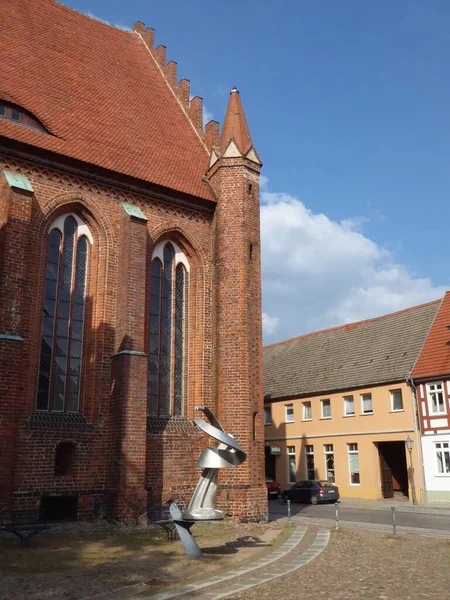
top-left (0, 149), bottom-right (266, 522)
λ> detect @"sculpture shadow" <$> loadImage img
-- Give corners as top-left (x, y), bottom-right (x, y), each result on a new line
top-left (201, 535), bottom-right (271, 555)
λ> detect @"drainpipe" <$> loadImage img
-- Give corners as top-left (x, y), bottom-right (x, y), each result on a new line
top-left (406, 376), bottom-right (427, 503)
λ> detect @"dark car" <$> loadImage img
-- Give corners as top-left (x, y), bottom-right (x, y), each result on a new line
top-left (281, 480), bottom-right (340, 505)
top-left (265, 477), bottom-right (281, 499)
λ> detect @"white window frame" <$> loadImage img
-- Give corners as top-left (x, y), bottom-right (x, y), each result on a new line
top-left (287, 446), bottom-right (297, 484)
top-left (305, 444), bottom-right (315, 480)
top-left (285, 404), bottom-right (294, 423)
top-left (426, 382), bottom-right (446, 416)
top-left (302, 401), bottom-right (312, 421)
top-left (343, 395), bottom-right (355, 416)
top-left (324, 444), bottom-right (335, 483)
top-left (321, 399), bottom-right (331, 419)
top-left (390, 389), bottom-right (404, 412)
top-left (348, 443), bottom-right (360, 485)
top-left (361, 393), bottom-right (373, 415)
top-left (435, 441), bottom-right (450, 475)
top-left (264, 406), bottom-right (272, 425)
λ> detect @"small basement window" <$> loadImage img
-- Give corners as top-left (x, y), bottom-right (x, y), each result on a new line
top-left (41, 496), bottom-right (78, 522)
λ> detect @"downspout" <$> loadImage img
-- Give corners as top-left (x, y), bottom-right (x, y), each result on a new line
top-left (406, 376), bottom-right (427, 503)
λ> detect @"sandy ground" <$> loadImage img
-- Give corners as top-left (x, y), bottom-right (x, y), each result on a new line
top-left (0, 520), bottom-right (287, 600)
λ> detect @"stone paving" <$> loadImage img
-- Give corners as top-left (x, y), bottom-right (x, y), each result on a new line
top-left (226, 528), bottom-right (450, 600)
top-left (127, 523), bottom-right (449, 600)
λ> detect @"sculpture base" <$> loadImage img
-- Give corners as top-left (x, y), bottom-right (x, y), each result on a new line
top-left (169, 502), bottom-right (225, 558)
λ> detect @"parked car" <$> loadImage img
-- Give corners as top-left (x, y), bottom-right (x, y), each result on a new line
top-left (281, 480), bottom-right (340, 505)
top-left (265, 477), bottom-right (281, 499)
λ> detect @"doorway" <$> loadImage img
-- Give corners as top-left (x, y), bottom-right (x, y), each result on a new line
top-left (377, 442), bottom-right (408, 499)
top-left (265, 446), bottom-right (276, 480)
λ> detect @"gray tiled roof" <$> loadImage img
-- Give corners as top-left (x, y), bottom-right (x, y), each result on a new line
top-left (263, 301), bottom-right (440, 400)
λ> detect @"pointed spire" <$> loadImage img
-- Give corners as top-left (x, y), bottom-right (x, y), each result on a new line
top-left (219, 88), bottom-right (253, 155)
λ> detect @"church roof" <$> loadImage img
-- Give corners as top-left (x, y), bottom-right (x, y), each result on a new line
top-left (219, 89), bottom-right (254, 154)
top-left (264, 300), bottom-right (440, 400)
top-left (0, 0), bottom-right (214, 201)
top-left (411, 292), bottom-right (450, 380)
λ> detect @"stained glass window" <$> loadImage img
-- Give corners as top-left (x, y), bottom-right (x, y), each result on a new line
top-left (148, 242), bottom-right (188, 416)
top-left (36, 216), bottom-right (89, 412)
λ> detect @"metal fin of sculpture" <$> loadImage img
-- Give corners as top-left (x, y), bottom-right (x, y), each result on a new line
top-left (170, 406), bottom-right (247, 557)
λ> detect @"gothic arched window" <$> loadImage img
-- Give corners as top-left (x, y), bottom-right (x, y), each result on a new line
top-left (148, 241), bottom-right (189, 416)
top-left (36, 215), bottom-right (92, 412)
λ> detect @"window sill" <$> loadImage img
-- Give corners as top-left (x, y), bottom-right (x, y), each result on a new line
top-left (389, 410), bottom-right (405, 413)
top-left (301, 419), bottom-right (312, 422)
top-left (429, 413), bottom-right (447, 417)
top-left (361, 412), bottom-right (374, 416)
top-left (264, 423), bottom-right (272, 426)
top-left (350, 483), bottom-right (361, 486)
top-left (320, 417), bottom-right (332, 420)
top-left (434, 474), bottom-right (450, 477)
top-left (343, 414), bottom-right (355, 418)
top-left (285, 420), bottom-right (295, 424)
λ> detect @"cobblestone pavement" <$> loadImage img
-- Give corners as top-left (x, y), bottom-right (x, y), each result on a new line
top-left (226, 527), bottom-right (450, 600)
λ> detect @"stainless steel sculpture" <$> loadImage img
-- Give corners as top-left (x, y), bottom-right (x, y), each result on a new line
top-left (169, 405), bottom-right (247, 558)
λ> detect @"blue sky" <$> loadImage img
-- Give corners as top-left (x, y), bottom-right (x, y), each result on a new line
top-left (64, 1), bottom-right (450, 341)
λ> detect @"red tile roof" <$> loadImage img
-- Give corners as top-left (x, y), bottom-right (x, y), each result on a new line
top-left (219, 89), bottom-right (253, 154)
top-left (411, 292), bottom-right (450, 380)
top-left (0, 0), bottom-right (214, 201)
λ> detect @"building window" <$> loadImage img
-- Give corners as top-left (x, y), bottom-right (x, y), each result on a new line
top-left (285, 404), bottom-right (294, 422)
top-left (344, 395), bottom-right (355, 416)
top-left (348, 443), bottom-right (360, 485)
top-left (324, 444), bottom-right (335, 483)
top-left (361, 393), bottom-right (373, 414)
top-left (305, 445), bottom-right (315, 480)
top-left (426, 382), bottom-right (446, 415)
top-left (0, 99), bottom-right (47, 132)
top-left (436, 442), bottom-right (450, 474)
top-left (287, 446), bottom-right (296, 483)
top-left (390, 389), bottom-right (403, 411)
top-left (302, 401), bottom-right (312, 421)
top-left (264, 406), bottom-right (272, 425)
top-left (148, 241), bottom-right (189, 416)
top-left (36, 215), bottom-right (90, 412)
top-left (321, 399), bottom-right (331, 418)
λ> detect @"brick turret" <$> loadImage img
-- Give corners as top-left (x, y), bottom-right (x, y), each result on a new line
top-left (207, 89), bottom-right (267, 521)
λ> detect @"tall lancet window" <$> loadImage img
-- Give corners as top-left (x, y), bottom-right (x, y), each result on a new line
top-left (148, 241), bottom-right (189, 416)
top-left (36, 215), bottom-right (92, 412)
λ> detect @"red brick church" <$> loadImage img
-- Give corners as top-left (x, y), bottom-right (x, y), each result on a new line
top-left (0, 0), bottom-right (266, 522)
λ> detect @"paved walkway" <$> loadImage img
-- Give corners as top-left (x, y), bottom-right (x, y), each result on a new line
top-left (337, 497), bottom-right (450, 515)
top-left (128, 525), bottom-right (329, 600)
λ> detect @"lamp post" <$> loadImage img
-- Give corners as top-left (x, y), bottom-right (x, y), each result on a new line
top-left (405, 436), bottom-right (417, 505)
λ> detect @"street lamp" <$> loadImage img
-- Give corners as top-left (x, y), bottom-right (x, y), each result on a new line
top-left (405, 436), bottom-right (417, 505)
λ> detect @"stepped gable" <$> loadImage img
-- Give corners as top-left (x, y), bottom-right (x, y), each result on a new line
top-left (264, 300), bottom-right (441, 399)
top-left (411, 292), bottom-right (450, 380)
top-left (0, 0), bottom-right (217, 201)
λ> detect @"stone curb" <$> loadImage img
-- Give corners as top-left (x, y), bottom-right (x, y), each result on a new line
top-left (286, 515), bottom-right (450, 538)
top-left (202, 530), bottom-right (330, 600)
top-left (144, 526), bottom-right (307, 600)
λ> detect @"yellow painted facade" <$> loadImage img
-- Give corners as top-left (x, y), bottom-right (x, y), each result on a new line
top-left (264, 382), bottom-right (424, 501)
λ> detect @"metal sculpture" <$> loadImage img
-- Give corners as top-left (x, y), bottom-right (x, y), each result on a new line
top-left (169, 405), bottom-right (247, 558)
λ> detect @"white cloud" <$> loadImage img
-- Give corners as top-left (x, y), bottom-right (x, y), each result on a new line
top-left (262, 312), bottom-right (280, 336)
top-left (86, 12), bottom-right (131, 31)
top-left (202, 105), bottom-right (214, 127)
top-left (260, 190), bottom-right (446, 343)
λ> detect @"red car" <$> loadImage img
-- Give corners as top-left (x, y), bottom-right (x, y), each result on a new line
top-left (265, 477), bottom-right (281, 499)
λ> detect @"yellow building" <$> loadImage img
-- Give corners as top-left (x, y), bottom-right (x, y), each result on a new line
top-left (263, 301), bottom-right (440, 502)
